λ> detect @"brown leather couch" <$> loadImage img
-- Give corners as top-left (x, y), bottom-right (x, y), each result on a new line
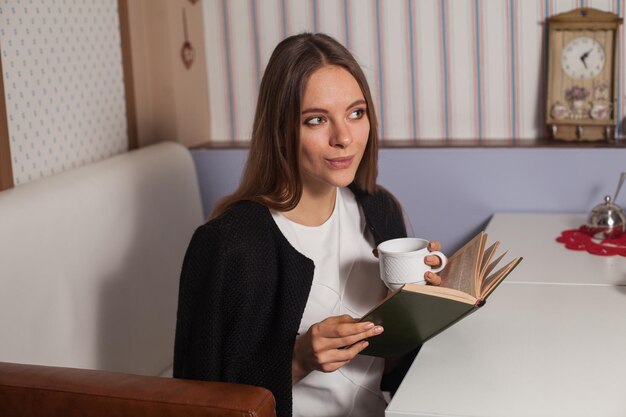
top-left (0, 361), bottom-right (276, 417)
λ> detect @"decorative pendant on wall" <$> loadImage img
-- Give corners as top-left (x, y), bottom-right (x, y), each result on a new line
top-left (181, 9), bottom-right (195, 69)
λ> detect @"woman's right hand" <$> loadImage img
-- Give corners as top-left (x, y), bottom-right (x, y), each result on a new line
top-left (292, 314), bottom-right (384, 384)
top-left (424, 240), bottom-right (444, 286)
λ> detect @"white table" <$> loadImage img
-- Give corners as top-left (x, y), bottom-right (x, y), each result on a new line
top-left (386, 213), bottom-right (626, 417)
top-left (486, 213), bottom-right (626, 285)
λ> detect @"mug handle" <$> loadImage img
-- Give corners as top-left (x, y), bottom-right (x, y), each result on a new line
top-left (428, 251), bottom-right (447, 273)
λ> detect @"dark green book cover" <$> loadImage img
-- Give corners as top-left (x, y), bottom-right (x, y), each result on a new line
top-left (359, 288), bottom-right (478, 358)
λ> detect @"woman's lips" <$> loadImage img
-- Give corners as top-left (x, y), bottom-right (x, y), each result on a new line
top-left (326, 155), bottom-right (354, 169)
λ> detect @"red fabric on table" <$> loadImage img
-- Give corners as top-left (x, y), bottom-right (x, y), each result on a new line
top-left (556, 228), bottom-right (626, 256)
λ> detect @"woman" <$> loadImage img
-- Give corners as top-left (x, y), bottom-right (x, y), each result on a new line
top-left (173, 33), bottom-right (443, 417)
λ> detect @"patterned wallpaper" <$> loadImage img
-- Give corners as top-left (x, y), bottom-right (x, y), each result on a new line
top-left (0, 0), bottom-right (128, 186)
top-left (203, 0), bottom-right (625, 144)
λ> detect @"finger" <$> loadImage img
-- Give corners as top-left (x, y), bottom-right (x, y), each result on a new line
top-left (329, 314), bottom-right (357, 323)
top-left (428, 241), bottom-right (441, 251)
top-left (315, 340), bottom-right (369, 372)
top-left (372, 248), bottom-right (379, 258)
top-left (338, 322), bottom-right (383, 339)
top-left (425, 271), bottom-right (442, 286)
top-left (319, 319), bottom-right (375, 339)
top-left (319, 340), bottom-right (370, 372)
top-left (424, 254), bottom-right (442, 267)
top-left (316, 324), bottom-right (383, 352)
top-left (313, 319), bottom-right (381, 352)
top-left (340, 325), bottom-right (383, 346)
top-left (319, 314), bottom-right (357, 329)
top-left (317, 317), bottom-right (357, 335)
top-left (341, 339), bottom-right (370, 358)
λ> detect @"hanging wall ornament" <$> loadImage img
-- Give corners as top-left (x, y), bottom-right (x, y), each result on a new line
top-left (181, 9), bottom-right (195, 69)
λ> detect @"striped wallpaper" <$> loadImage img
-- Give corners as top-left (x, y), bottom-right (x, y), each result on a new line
top-left (202, 0), bottom-right (625, 144)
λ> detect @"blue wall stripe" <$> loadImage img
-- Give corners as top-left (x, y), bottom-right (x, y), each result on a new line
top-left (508, 0), bottom-right (517, 141)
top-left (344, 0), bottom-right (350, 49)
top-left (375, 0), bottom-right (385, 138)
top-left (407, 0), bottom-right (417, 142)
top-left (441, 0), bottom-right (450, 141)
top-left (280, 0), bottom-right (287, 37)
top-left (540, 0), bottom-right (550, 135)
top-left (221, 0), bottom-right (236, 142)
top-left (312, 0), bottom-right (319, 33)
top-left (617, 0), bottom-right (622, 138)
top-left (474, 0), bottom-right (483, 141)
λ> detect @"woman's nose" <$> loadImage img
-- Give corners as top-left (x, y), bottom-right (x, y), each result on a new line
top-left (330, 121), bottom-right (353, 148)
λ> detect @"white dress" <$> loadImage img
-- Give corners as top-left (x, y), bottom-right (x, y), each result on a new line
top-left (271, 187), bottom-right (388, 417)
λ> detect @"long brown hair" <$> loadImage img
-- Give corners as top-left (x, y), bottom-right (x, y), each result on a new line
top-left (211, 33), bottom-right (379, 219)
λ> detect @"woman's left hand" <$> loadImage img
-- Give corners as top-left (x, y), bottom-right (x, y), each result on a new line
top-left (424, 241), bottom-right (443, 286)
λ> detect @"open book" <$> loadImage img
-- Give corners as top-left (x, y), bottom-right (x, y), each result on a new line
top-left (359, 231), bottom-right (522, 358)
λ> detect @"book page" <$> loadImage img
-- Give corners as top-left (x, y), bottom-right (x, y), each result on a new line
top-left (479, 242), bottom-right (500, 279)
top-left (482, 251), bottom-right (507, 282)
top-left (481, 257), bottom-right (523, 299)
top-left (438, 232), bottom-right (486, 297)
top-left (403, 283), bottom-right (477, 304)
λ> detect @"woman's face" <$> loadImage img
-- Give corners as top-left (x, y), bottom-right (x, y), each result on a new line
top-left (298, 65), bottom-right (370, 195)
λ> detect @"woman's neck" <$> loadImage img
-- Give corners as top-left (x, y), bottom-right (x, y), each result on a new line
top-left (282, 186), bottom-right (338, 226)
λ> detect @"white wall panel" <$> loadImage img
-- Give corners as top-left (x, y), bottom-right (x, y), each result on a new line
top-left (0, 0), bottom-right (127, 185)
top-left (415, 0), bottom-right (444, 141)
top-left (228, 0), bottom-right (256, 141)
top-left (284, 0), bottom-right (313, 36)
top-left (381, 0), bottom-right (410, 140)
top-left (316, 0), bottom-right (346, 45)
top-left (348, 0), bottom-right (378, 132)
top-left (203, 0), bottom-right (229, 142)
top-left (483, 0), bottom-right (509, 139)
top-left (448, 0), bottom-right (475, 140)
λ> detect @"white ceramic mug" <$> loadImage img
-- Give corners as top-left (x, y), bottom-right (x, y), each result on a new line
top-left (377, 237), bottom-right (447, 290)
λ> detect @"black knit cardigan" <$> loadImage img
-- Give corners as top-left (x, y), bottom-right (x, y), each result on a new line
top-left (173, 185), bottom-right (409, 417)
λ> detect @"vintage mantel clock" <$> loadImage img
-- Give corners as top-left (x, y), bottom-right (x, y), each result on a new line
top-left (546, 8), bottom-right (622, 141)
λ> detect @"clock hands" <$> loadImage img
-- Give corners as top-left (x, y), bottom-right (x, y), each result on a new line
top-left (580, 49), bottom-right (593, 69)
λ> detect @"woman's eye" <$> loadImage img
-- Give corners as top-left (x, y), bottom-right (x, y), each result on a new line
top-left (349, 108), bottom-right (365, 119)
top-left (305, 116), bottom-right (324, 126)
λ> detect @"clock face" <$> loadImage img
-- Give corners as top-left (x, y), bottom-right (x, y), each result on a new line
top-left (561, 36), bottom-right (606, 80)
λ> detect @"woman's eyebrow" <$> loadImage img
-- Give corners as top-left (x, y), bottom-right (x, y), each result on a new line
top-left (347, 99), bottom-right (366, 109)
top-left (301, 99), bottom-right (367, 115)
top-left (301, 107), bottom-right (328, 115)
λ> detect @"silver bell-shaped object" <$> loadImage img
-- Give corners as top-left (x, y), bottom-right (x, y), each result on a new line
top-left (586, 195), bottom-right (626, 239)
top-left (585, 172), bottom-right (626, 240)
